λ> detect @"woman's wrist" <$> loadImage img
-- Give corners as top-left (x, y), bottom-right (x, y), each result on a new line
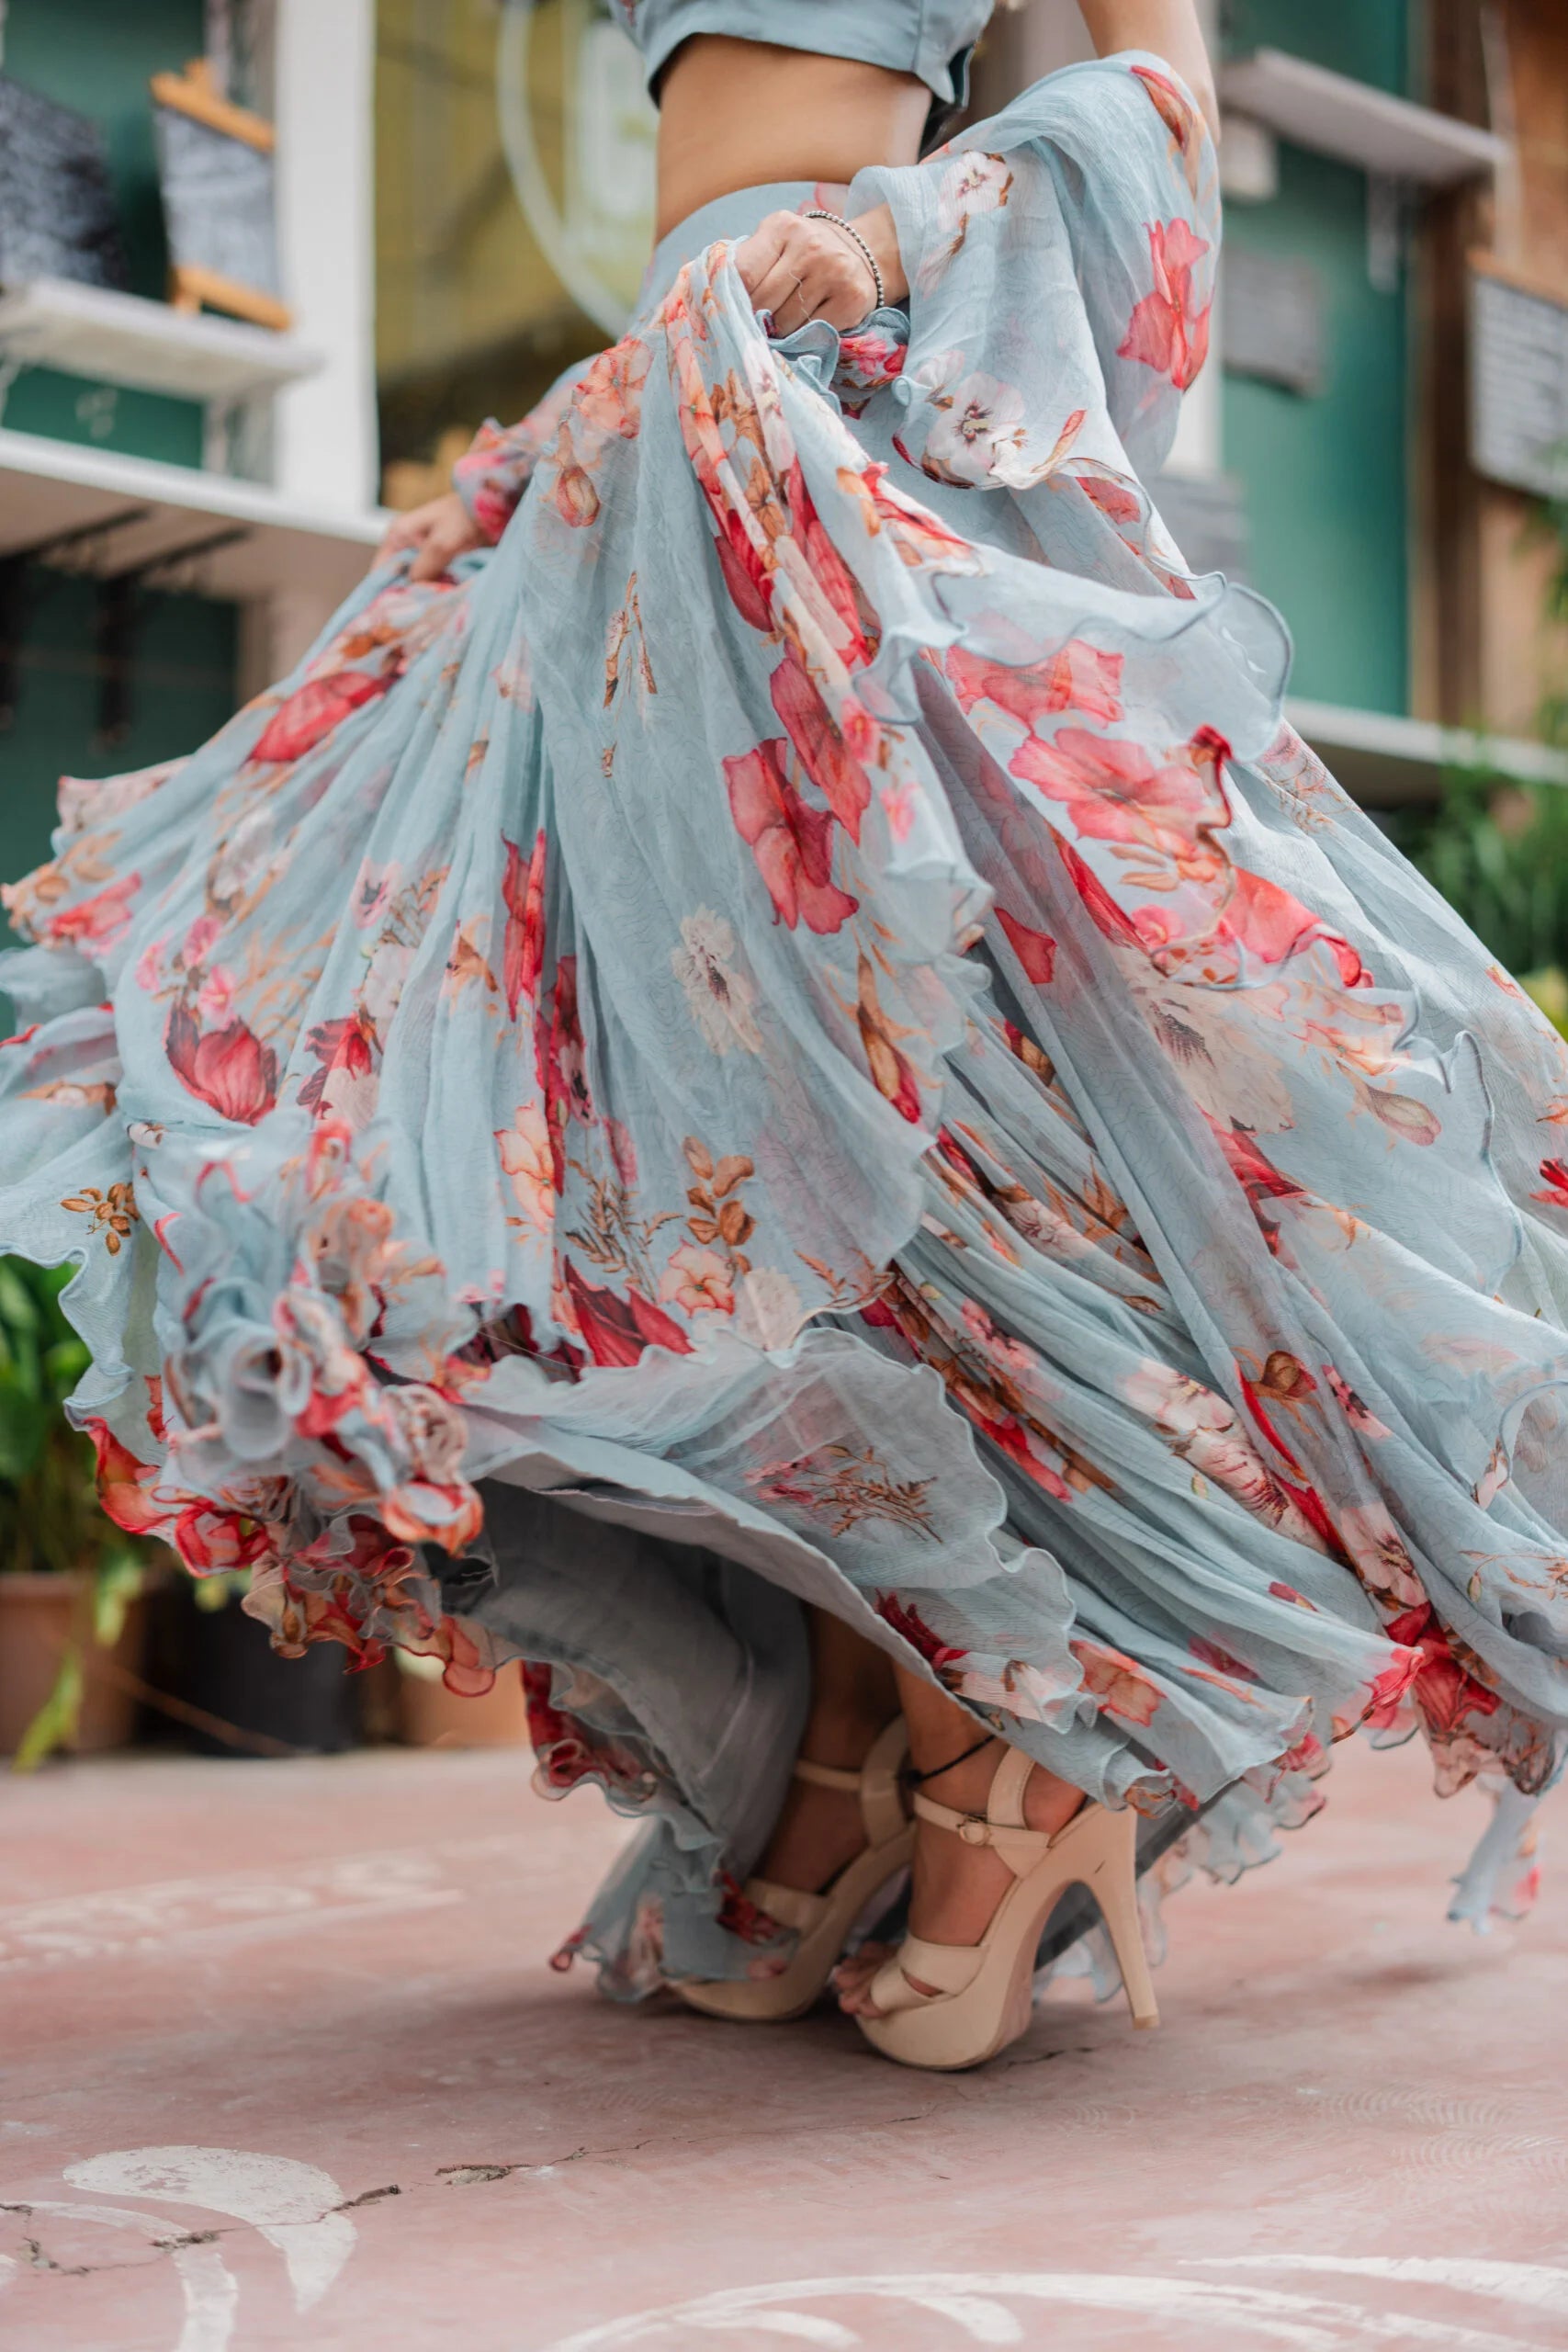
top-left (850, 203), bottom-right (908, 308)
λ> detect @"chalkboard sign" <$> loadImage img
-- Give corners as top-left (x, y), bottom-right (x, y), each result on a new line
top-left (1470, 260), bottom-right (1568, 501)
top-left (152, 61), bottom-right (288, 331)
top-left (0, 76), bottom-right (130, 291)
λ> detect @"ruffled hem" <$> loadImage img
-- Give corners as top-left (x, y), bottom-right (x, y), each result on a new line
top-left (3, 53), bottom-right (1564, 2003)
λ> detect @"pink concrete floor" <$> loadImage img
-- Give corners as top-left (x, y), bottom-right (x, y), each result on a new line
top-left (3, 1734), bottom-right (1565, 2352)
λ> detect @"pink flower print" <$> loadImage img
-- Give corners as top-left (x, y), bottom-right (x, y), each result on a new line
top-left (947, 639), bottom-right (1125, 731)
top-left (46, 873), bottom-right (140, 951)
top-left (1218, 867), bottom-right (1368, 989)
top-left (659, 1242), bottom-right (735, 1317)
top-left (1070, 1638), bottom-right (1162, 1726)
top-left (1011, 727), bottom-right (1224, 856)
top-left (725, 740), bottom-right (860, 935)
top-left (496, 1101), bottom-right (557, 1235)
top-left (196, 964), bottom-right (237, 1024)
top-left (573, 337), bottom-right (651, 441)
top-left (165, 1003), bottom-right (279, 1126)
top-left (1119, 219), bottom-right (1213, 391)
top-left (605, 1116), bottom-right (639, 1190)
top-left (182, 912), bottom-right (222, 965)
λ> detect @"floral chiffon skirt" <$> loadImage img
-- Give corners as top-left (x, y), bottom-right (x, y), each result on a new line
top-left (2, 55), bottom-right (1563, 1998)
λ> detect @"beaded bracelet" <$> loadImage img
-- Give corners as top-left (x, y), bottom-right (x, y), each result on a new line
top-left (802, 208), bottom-right (886, 315)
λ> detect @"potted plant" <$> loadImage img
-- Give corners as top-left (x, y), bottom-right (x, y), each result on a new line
top-left (0, 1255), bottom-right (155, 1766)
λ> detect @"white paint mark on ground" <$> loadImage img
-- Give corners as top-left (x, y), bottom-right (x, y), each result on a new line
top-left (536, 2269), bottom-right (1551, 2352)
top-left (65, 2148), bottom-right (355, 2313)
top-left (1190, 2256), bottom-right (1568, 2320)
top-left (3, 2199), bottom-right (240, 2352)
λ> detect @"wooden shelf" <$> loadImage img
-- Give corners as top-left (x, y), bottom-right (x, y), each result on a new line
top-left (0, 427), bottom-right (383, 603)
top-left (0, 277), bottom-right (322, 404)
top-left (1221, 50), bottom-right (1509, 186)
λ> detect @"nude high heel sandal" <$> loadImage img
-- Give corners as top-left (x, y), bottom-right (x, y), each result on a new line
top-left (675, 1718), bottom-right (914, 2023)
top-left (855, 1746), bottom-right (1158, 2071)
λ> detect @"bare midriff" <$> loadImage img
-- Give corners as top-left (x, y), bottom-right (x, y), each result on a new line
top-left (654, 35), bottom-right (933, 239)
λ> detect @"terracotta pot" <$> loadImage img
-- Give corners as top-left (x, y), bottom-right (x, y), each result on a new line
top-left (396, 1657), bottom-right (531, 1749)
top-left (0, 1571), bottom-right (150, 1757)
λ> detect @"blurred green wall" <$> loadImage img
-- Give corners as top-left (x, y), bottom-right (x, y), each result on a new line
top-left (2, 0), bottom-right (208, 467)
top-left (1222, 0), bottom-right (1412, 715)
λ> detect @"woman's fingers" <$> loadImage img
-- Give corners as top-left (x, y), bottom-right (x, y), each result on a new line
top-left (734, 212), bottom-right (793, 295)
top-left (376, 512), bottom-right (427, 563)
top-left (735, 210), bottom-right (881, 334)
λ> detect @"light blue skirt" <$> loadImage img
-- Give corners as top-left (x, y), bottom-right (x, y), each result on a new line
top-left (1, 56), bottom-right (1560, 2001)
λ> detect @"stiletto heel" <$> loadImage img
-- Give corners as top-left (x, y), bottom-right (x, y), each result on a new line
top-left (855, 1747), bottom-right (1158, 2070)
top-left (675, 1718), bottom-right (912, 2022)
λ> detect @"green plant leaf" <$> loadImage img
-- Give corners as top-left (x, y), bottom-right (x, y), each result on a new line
top-left (93, 1549), bottom-right (143, 1645)
top-left (13, 1648), bottom-right (84, 1772)
top-left (0, 1364), bottom-right (52, 1482)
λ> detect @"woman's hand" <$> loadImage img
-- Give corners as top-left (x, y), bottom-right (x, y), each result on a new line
top-left (736, 202), bottom-right (908, 335)
top-left (376, 491), bottom-right (487, 582)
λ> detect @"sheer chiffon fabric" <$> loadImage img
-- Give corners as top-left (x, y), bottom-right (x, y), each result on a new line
top-left (3, 57), bottom-right (1563, 1997)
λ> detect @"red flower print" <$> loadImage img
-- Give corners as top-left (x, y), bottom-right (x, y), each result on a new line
top-left (1119, 218), bottom-right (1213, 391)
top-left (1189, 1635), bottom-right (1259, 1684)
top-left (251, 668), bottom-right (393, 765)
top-left (946, 639), bottom-right (1124, 731)
top-left (46, 873), bottom-right (141, 951)
top-left (784, 460), bottom-right (874, 667)
top-left (1534, 1158), bottom-right (1568, 1211)
top-left (1382, 1604), bottom-right (1501, 1742)
top-left (716, 1871), bottom-right (790, 1946)
top-left (502, 830), bottom-right (547, 1018)
top-left (712, 524), bottom-right (774, 633)
top-left (1206, 1119), bottom-right (1307, 1213)
top-left (1071, 1638), bottom-right (1162, 1725)
top-left (536, 953), bottom-right (592, 1189)
top-left (168, 1501), bottom-right (275, 1574)
top-left (298, 1012), bottom-right (378, 1120)
top-left (996, 907), bottom-right (1056, 984)
top-left (769, 646), bottom-right (872, 840)
top-left (563, 1262), bottom-right (694, 1367)
top-left (875, 1590), bottom-right (968, 1678)
top-left (726, 740), bottom-right (860, 934)
top-left (165, 1003), bottom-right (278, 1125)
top-left (1055, 835), bottom-right (1145, 951)
top-left (856, 952), bottom-right (923, 1124)
top-left (83, 1419), bottom-right (168, 1538)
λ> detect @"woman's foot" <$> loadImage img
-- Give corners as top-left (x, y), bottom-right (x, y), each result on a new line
top-left (755, 1706), bottom-right (901, 1901)
top-left (833, 1736), bottom-right (1084, 2015)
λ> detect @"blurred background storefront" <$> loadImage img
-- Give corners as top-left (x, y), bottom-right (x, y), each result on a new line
top-left (1, 0), bottom-right (1567, 1758)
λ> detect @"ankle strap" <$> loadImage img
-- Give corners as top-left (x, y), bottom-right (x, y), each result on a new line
top-left (792, 1719), bottom-right (908, 1848)
top-left (910, 1789), bottom-right (1047, 1876)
